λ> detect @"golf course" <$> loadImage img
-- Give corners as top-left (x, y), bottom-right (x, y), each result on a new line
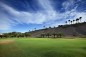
top-left (0, 0), bottom-right (86, 57)
top-left (0, 38), bottom-right (86, 57)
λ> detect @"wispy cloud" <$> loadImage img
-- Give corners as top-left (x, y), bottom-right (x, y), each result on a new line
top-left (0, 1), bottom-right (58, 30)
top-left (0, 0), bottom-right (86, 31)
top-left (38, 0), bottom-right (53, 10)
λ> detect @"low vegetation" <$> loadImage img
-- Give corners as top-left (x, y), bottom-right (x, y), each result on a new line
top-left (0, 32), bottom-right (31, 38)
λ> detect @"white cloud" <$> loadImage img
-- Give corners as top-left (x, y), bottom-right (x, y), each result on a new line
top-left (0, 0), bottom-right (86, 31)
top-left (62, 0), bottom-right (77, 11)
top-left (38, 0), bottom-right (53, 10)
top-left (0, 1), bottom-right (58, 29)
top-left (0, 9), bottom-right (18, 30)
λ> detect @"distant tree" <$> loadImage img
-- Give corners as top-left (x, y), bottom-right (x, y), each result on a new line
top-left (79, 17), bottom-right (82, 23)
top-left (46, 33), bottom-right (50, 38)
top-left (29, 30), bottom-right (30, 32)
top-left (0, 34), bottom-right (3, 38)
top-left (41, 34), bottom-right (45, 38)
top-left (58, 33), bottom-right (62, 38)
top-left (20, 33), bottom-right (24, 37)
top-left (49, 26), bottom-right (51, 28)
top-left (55, 34), bottom-right (58, 38)
top-left (54, 26), bottom-right (56, 28)
top-left (65, 21), bottom-right (67, 25)
top-left (3, 33), bottom-right (9, 38)
top-left (52, 33), bottom-right (56, 38)
top-left (58, 25), bottom-right (63, 27)
top-left (68, 20), bottom-right (71, 24)
top-left (73, 20), bottom-right (75, 24)
top-left (76, 18), bottom-right (79, 23)
top-left (24, 32), bottom-right (31, 38)
top-left (57, 33), bottom-right (63, 38)
top-left (43, 26), bottom-right (45, 29)
top-left (12, 32), bottom-right (18, 37)
top-left (70, 21), bottom-right (72, 24)
top-left (34, 28), bottom-right (36, 31)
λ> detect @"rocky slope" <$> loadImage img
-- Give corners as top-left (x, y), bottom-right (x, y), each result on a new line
top-left (29, 22), bottom-right (86, 38)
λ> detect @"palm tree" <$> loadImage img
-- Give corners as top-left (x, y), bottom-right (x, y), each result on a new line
top-left (65, 21), bottom-right (67, 25)
top-left (34, 28), bottom-right (36, 31)
top-left (54, 26), bottom-right (56, 28)
top-left (76, 18), bottom-right (79, 23)
top-left (70, 21), bottom-right (72, 24)
top-left (73, 20), bottom-right (75, 24)
top-left (49, 26), bottom-right (51, 28)
top-left (68, 20), bottom-right (70, 24)
top-left (43, 26), bottom-right (45, 29)
top-left (29, 30), bottom-right (30, 32)
top-left (79, 17), bottom-right (82, 23)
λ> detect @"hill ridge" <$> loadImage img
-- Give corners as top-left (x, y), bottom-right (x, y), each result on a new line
top-left (29, 22), bottom-right (86, 38)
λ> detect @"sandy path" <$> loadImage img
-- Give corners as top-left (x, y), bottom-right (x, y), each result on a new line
top-left (0, 39), bottom-right (15, 45)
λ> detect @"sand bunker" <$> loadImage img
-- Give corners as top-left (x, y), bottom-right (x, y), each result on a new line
top-left (0, 39), bottom-right (14, 45)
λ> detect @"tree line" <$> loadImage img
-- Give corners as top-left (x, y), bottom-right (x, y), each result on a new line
top-left (65, 17), bottom-right (82, 25)
top-left (0, 32), bottom-right (31, 38)
top-left (40, 33), bottom-right (63, 38)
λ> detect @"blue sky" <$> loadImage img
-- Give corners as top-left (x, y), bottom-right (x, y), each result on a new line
top-left (0, 0), bottom-right (86, 33)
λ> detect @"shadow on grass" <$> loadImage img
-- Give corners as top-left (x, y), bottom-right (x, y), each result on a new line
top-left (42, 50), bottom-right (73, 57)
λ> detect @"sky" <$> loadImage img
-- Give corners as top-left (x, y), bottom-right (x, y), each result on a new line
top-left (0, 0), bottom-right (86, 33)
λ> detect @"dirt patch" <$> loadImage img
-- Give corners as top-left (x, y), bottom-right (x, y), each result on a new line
top-left (0, 39), bottom-right (15, 45)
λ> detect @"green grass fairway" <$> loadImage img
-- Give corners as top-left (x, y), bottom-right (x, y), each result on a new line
top-left (0, 38), bottom-right (86, 57)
